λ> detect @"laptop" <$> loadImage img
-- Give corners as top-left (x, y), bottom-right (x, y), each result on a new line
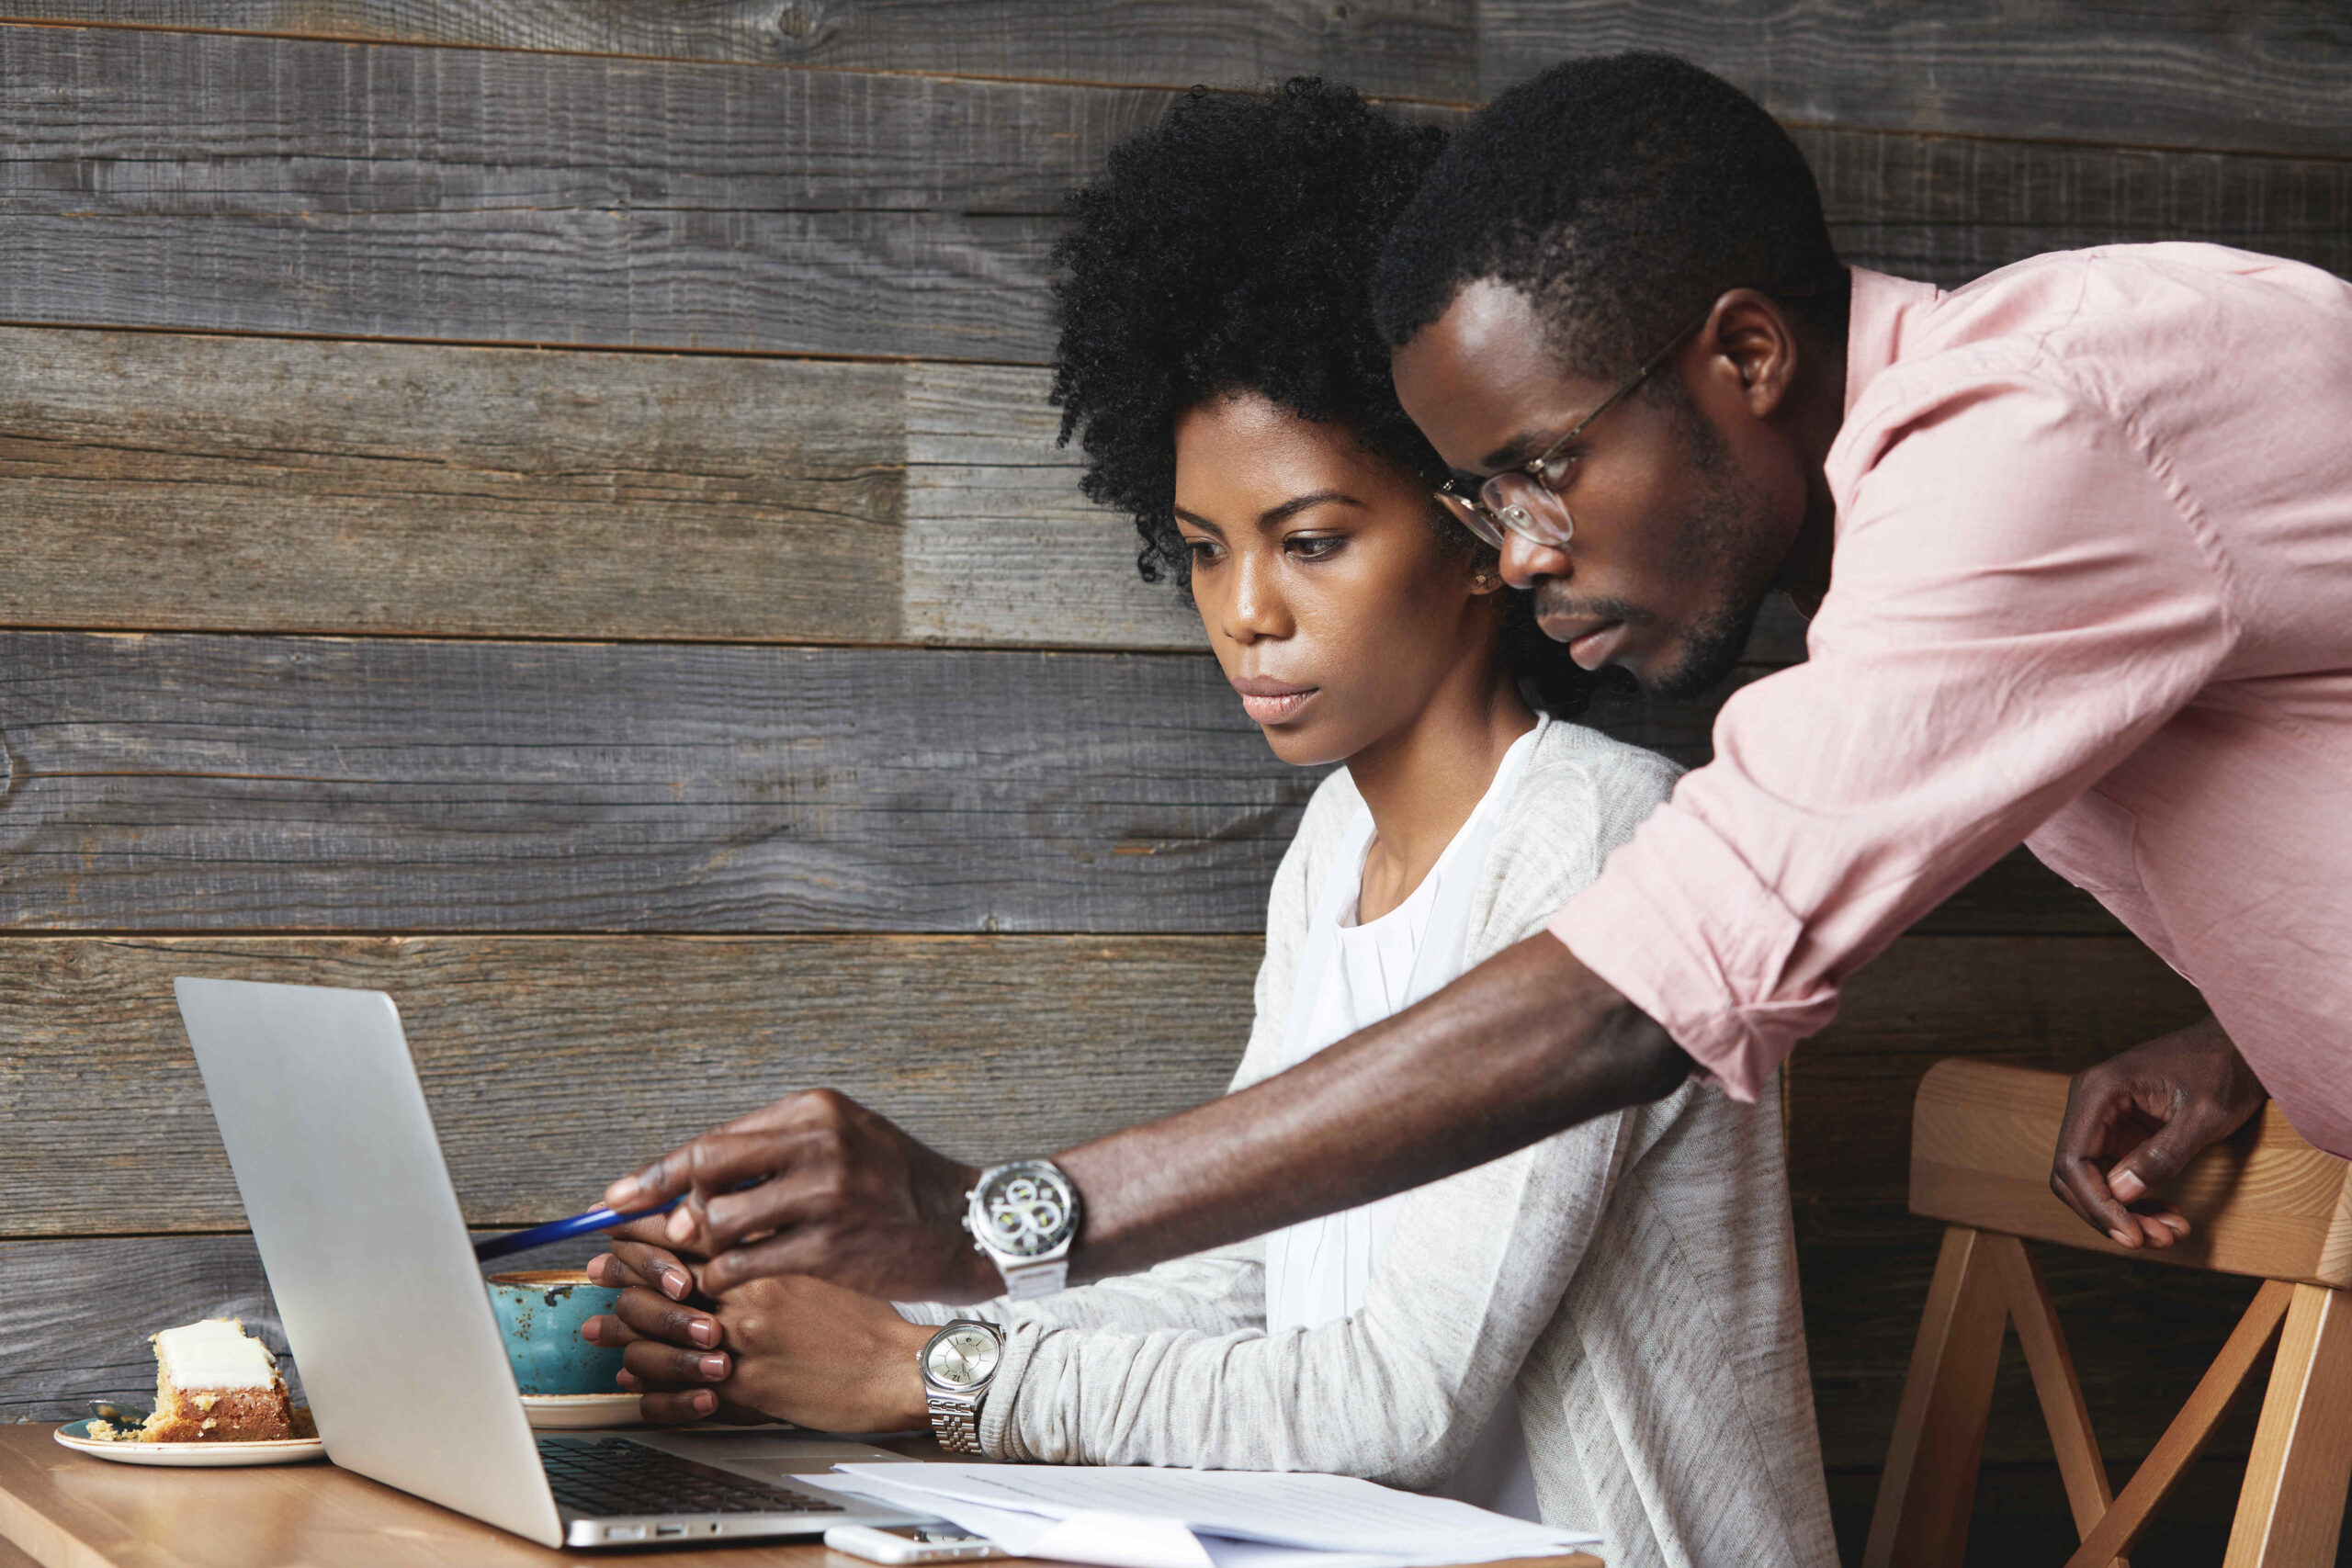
top-left (173, 976), bottom-right (929, 1549)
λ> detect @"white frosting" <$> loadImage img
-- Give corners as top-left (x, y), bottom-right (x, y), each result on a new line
top-left (153, 1319), bottom-right (277, 1391)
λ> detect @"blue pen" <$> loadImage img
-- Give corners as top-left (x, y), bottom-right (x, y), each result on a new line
top-left (471, 1197), bottom-right (684, 1263)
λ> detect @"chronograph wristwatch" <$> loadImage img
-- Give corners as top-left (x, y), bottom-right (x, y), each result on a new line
top-left (964, 1158), bottom-right (1082, 1300)
top-left (919, 1318), bottom-right (1002, 1456)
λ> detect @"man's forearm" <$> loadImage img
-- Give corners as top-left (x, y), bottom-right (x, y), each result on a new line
top-left (1058, 932), bottom-right (1690, 1281)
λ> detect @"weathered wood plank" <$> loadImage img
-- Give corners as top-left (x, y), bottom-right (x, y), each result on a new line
top-left (0, 1), bottom-right (1480, 100)
top-left (1785, 935), bottom-right (2209, 1205)
top-left (0, 626), bottom-right (2128, 937)
top-left (1798, 126), bottom-right (2352, 292)
top-left (1480, 1), bottom-right (2352, 160)
top-left (0, 22), bottom-right (1171, 359)
top-left (0, 933), bottom-right (1258, 1236)
top-left (0, 331), bottom-right (1204, 650)
top-left (1799, 1201), bottom-right (2270, 1473)
top-left (0, 631), bottom-right (1313, 932)
top-left (0, 27), bottom-right (2345, 357)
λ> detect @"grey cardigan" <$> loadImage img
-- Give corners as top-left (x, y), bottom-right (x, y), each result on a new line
top-left (905, 721), bottom-right (1838, 1568)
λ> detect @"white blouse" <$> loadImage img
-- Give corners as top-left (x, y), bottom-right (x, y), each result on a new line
top-left (1264, 721), bottom-right (1545, 1520)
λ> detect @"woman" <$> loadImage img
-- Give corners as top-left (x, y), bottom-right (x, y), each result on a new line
top-left (586, 81), bottom-right (1837, 1568)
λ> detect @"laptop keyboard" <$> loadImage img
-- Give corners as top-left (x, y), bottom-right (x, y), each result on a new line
top-left (537, 1437), bottom-right (846, 1517)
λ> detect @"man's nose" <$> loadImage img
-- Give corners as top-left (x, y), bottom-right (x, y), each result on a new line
top-left (1498, 531), bottom-right (1569, 590)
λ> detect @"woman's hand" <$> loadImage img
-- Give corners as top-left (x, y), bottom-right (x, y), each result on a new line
top-left (583, 1272), bottom-right (936, 1432)
top-left (587, 1214), bottom-right (703, 1303)
top-left (2050, 1014), bottom-right (2267, 1248)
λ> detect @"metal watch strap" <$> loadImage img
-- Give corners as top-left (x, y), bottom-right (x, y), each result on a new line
top-left (996, 1256), bottom-right (1069, 1301)
top-left (925, 1389), bottom-right (985, 1455)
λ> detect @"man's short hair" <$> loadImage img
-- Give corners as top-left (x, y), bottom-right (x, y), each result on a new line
top-left (1370, 52), bottom-right (1847, 379)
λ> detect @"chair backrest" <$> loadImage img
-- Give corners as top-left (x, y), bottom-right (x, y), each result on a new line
top-left (1870, 1060), bottom-right (2352, 1568)
top-left (1911, 1058), bottom-right (2351, 1288)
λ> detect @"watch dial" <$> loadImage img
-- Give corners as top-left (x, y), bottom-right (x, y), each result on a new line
top-left (928, 1326), bottom-right (1001, 1390)
top-left (979, 1164), bottom-right (1073, 1258)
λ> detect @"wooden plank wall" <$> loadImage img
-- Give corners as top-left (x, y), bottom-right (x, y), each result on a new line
top-left (0, 6), bottom-right (2342, 1561)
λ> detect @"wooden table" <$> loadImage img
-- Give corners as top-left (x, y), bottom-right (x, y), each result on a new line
top-left (0, 1427), bottom-right (1600, 1568)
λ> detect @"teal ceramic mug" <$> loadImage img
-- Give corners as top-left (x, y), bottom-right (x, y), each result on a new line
top-left (486, 1269), bottom-right (626, 1395)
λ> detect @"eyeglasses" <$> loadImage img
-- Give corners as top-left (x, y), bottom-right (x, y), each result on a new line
top-left (1432, 305), bottom-right (1710, 552)
top-left (1433, 283), bottom-right (1818, 553)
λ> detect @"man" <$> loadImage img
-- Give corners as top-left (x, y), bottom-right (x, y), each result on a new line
top-left (602, 53), bottom-right (2349, 1309)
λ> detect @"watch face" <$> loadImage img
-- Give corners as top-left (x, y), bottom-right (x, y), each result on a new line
top-left (925, 1325), bottom-right (1001, 1392)
top-left (975, 1162), bottom-right (1074, 1259)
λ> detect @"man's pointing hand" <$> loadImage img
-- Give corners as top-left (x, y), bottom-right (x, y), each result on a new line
top-left (602, 1089), bottom-right (999, 1301)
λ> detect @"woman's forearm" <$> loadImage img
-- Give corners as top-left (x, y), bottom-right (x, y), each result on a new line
top-left (1060, 932), bottom-right (1688, 1282)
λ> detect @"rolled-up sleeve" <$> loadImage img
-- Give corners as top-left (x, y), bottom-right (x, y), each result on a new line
top-left (1552, 370), bottom-right (2234, 1099)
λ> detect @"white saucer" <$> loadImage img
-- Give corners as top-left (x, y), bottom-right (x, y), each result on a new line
top-left (521, 1393), bottom-right (645, 1429)
top-left (54, 1418), bottom-right (325, 1468)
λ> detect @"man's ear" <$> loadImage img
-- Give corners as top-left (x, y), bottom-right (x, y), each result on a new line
top-left (1704, 289), bottom-right (1803, 419)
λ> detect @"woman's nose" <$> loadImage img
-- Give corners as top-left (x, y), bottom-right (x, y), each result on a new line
top-left (1222, 553), bottom-right (1289, 642)
top-left (1498, 531), bottom-right (1569, 590)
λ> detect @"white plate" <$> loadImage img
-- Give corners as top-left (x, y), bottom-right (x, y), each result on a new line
top-left (54, 1418), bottom-right (325, 1468)
top-left (521, 1393), bottom-right (645, 1429)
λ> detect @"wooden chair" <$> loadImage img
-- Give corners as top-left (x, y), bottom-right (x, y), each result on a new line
top-left (1865, 1060), bottom-right (2352, 1568)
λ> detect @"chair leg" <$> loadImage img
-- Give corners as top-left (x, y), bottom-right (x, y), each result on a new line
top-left (2225, 1284), bottom-right (2352, 1568)
top-left (2064, 1280), bottom-right (2294, 1568)
top-left (1988, 1234), bottom-right (2124, 1567)
top-left (1865, 1225), bottom-right (2009, 1568)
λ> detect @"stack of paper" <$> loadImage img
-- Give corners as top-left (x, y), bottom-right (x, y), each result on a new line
top-left (808, 1462), bottom-right (1600, 1568)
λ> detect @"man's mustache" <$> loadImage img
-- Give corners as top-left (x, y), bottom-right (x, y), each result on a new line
top-left (1530, 584), bottom-right (1653, 639)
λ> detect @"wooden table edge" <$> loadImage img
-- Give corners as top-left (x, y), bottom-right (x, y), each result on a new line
top-left (0, 1427), bottom-right (1600, 1568)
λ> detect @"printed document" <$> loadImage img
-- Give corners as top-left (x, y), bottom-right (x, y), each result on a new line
top-left (808, 1463), bottom-right (1599, 1568)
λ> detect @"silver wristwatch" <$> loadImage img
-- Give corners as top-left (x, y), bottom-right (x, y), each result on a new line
top-left (964, 1159), bottom-right (1081, 1300)
top-left (919, 1318), bottom-right (1002, 1456)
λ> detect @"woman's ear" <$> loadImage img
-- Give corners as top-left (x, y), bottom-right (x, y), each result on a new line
top-left (1467, 554), bottom-right (1508, 596)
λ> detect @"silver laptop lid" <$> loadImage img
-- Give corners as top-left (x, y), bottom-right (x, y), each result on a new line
top-left (175, 977), bottom-right (565, 1548)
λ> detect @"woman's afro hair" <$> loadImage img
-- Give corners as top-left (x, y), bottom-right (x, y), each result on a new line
top-left (1048, 78), bottom-right (1611, 718)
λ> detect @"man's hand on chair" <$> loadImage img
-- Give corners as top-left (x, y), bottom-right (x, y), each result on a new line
top-left (2049, 1014), bottom-right (2267, 1249)
top-left (597, 1089), bottom-right (998, 1301)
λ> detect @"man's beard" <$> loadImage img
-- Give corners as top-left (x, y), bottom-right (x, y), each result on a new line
top-left (1535, 388), bottom-right (1780, 702)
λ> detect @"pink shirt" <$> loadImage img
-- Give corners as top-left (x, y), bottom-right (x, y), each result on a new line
top-left (1550, 245), bottom-right (2352, 1158)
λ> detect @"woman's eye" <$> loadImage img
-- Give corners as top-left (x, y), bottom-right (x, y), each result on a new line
top-left (1286, 535), bottom-right (1342, 560)
top-left (1183, 537), bottom-right (1223, 564)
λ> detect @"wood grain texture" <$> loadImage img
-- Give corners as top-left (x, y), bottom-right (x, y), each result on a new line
top-left (0, 22), bottom-right (1170, 359)
top-left (1912, 1061), bottom-right (2352, 1289)
top-left (1988, 1236), bottom-right (2120, 1558)
top-left (2224, 1284), bottom-right (2352, 1568)
top-left (1797, 126), bottom-right (2352, 292)
top-left (0, 934), bottom-right (1257, 1235)
top-left (1, 27), bottom-right (2346, 359)
top-left (0, 332), bottom-right (1204, 650)
top-left (0, 1), bottom-right (1480, 100)
top-left (1862, 1224), bottom-right (2008, 1568)
top-left (0, 1427), bottom-right (1614, 1568)
top-left (0, 631), bottom-right (1316, 933)
top-left (2061, 1280), bottom-right (2296, 1568)
top-left (1799, 1201), bottom-right (2271, 1473)
top-left (1480, 1), bottom-right (2352, 159)
top-left (1785, 935), bottom-right (2209, 1202)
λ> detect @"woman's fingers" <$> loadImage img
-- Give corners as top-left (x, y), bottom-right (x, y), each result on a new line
top-left (615, 1282), bottom-right (722, 1348)
top-left (589, 1236), bottom-right (697, 1301)
top-left (582, 1285), bottom-right (718, 1349)
top-left (621, 1338), bottom-right (732, 1386)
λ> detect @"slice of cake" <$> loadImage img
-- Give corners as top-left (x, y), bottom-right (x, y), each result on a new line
top-left (118, 1319), bottom-right (298, 1441)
